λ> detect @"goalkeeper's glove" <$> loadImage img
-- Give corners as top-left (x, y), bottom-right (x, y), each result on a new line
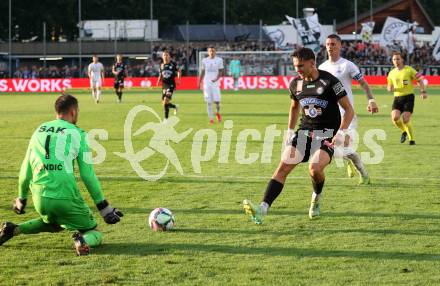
top-left (96, 200), bottom-right (124, 224)
top-left (13, 198), bottom-right (27, 214)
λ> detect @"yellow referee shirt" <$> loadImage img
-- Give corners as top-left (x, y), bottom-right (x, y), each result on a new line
top-left (387, 65), bottom-right (420, 97)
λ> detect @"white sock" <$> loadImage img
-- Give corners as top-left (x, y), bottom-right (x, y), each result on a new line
top-left (207, 102), bottom-right (213, 120)
top-left (92, 90), bottom-right (96, 99)
top-left (96, 90), bottom-right (101, 101)
top-left (260, 202), bottom-right (269, 215)
top-left (312, 192), bottom-right (320, 201)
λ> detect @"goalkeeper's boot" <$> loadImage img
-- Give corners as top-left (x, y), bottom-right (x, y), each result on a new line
top-left (72, 232), bottom-right (90, 256)
top-left (347, 160), bottom-right (357, 178)
top-left (242, 199), bottom-right (263, 225)
top-left (309, 196), bottom-right (322, 219)
top-left (0, 222), bottom-right (17, 246)
top-left (359, 175), bottom-right (371, 185)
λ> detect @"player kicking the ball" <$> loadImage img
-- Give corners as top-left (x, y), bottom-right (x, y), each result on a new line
top-left (319, 34), bottom-right (378, 185)
top-left (243, 48), bottom-right (354, 223)
top-left (198, 46), bottom-right (224, 124)
top-left (0, 94), bottom-right (123, 255)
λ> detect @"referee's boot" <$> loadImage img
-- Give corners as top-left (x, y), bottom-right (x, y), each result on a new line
top-left (400, 131), bottom-right (408, 143)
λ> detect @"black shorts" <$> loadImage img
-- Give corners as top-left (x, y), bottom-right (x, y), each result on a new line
top-left (162, 85), bottom-right (175, 100)
top-left (392, 94), bottom-right (414, 113)
top-left (290, 130), bottom-right (335, 163)
top-left (114, 78), bottom-right (124, 89)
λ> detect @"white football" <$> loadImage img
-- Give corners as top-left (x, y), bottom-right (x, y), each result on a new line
top-left (148, 208), bottom-right (175, 231)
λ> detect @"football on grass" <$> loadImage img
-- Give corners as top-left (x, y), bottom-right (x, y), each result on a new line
top-left (148, 208), bottom-right (175, 231)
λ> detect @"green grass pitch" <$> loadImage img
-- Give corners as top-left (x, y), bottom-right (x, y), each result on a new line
top-left (0, 87), bottom-right (439, 285)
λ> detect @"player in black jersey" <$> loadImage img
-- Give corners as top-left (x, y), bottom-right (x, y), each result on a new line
top-left (243, 47), bottom-right (354, 223)
top-left (112, 54), bottom-right (128, 103)
top-left (157, 50), bottom-right (181, 119)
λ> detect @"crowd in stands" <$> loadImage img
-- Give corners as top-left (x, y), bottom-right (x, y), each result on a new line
top-left (3, 40), bottom-right (439, 78)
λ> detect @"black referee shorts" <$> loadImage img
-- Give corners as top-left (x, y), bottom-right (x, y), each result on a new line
top-left (392, 94), bottom-right (415, 113)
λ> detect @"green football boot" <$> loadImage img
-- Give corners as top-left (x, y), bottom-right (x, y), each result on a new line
top-left (242, 199), bottom-right (263, 225)
top-left (347, 160), bottom-right (357, 178)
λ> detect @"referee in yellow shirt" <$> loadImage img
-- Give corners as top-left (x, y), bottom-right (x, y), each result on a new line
top-left (387, 51), bottom-right (427, 145)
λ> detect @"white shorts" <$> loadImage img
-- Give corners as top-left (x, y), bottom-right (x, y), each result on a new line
top-left (90, 78), bottom-right (102, 88)
top-left (203, 85), bottom-right (221, 103)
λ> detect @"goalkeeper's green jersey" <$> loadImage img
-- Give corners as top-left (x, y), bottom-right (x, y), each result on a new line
top-left (18, 119), bottom-right (104, 204)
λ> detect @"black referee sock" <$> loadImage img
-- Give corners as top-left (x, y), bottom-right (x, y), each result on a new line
top-left (118, 91), bottom-right (123, 100)
top-left (312, 179), bottom-right (325, 194)
top-left (262, 179), bottom-right (284, 206)
top-left (167, 103), bottom-right (176, 109)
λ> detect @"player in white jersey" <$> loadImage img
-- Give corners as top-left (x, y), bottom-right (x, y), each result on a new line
top-left (319, 34), bottom-right (379, 185)
top-left (198, 46), bottom-right (224, 124)
top-left (88, 55), bottom-right (105, 103)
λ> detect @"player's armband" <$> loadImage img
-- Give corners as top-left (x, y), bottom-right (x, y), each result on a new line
top-left (353, 73), bottom-right (363, 81)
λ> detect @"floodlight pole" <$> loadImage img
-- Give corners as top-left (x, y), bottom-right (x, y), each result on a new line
top-left (8, 0), bottom-right (12, 78)
top-left (296, 0), bottom-right (299, 45)
top-left (78, 0), bottom-right (82, 77)
top-left (223, 0), bottom-right (226, 41)
top-left (43, 22), bottom-right (47, 77)
top-left (150, 0), bottom-right (153, 60)
top-left (354, 0), bottom-right (358, 41)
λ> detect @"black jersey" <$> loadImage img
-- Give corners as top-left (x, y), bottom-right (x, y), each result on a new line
top-left (113, 62), bottom-right (127, 80)
top-left (289, 69), bottom-right (347, 133)
top-left (160, 61), bottom-right (179, 87)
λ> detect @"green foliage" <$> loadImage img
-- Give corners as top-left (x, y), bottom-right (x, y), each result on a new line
top-left (0, 88), bottom-right (440, 285)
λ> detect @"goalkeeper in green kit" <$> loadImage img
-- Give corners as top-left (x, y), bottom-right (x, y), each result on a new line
top-left (0, 94), bottom-right (123, 256)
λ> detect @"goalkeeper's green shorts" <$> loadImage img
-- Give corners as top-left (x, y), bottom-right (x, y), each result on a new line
top-left (32, 196), bottom-right (97, 231)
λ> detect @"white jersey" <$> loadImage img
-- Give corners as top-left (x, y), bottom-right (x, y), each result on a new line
top-left (201, 57), bottom-right (224, 86)
top-left (88, 62), bottom-right (104, 81)
top-left (319, 57), bottom-right (363, 108)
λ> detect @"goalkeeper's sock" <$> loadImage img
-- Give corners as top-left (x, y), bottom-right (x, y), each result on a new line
top-left (262, 179), bottom-right (284, 206)
top-left (404, 121), bottom-right (415, 141)
top-left (393, 118), bottom-right (406, 133)
top-left (19, 218), bottom-right (61, 234)
top-left (83, 230), bottom-right (102, 247)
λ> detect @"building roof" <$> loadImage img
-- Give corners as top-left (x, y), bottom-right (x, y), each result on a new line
top-left (337, 0), bottom-right (435, 34)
